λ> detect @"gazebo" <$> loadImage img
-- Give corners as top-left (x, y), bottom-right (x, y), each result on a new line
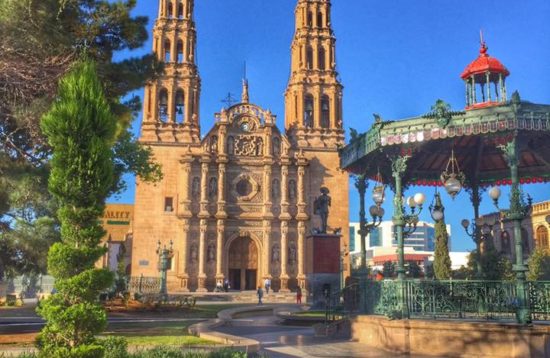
top-left (340, 40), bottom-right (550, 324)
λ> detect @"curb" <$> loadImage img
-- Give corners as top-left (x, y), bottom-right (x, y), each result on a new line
top-left (188, 304), bottom-right (304, 353)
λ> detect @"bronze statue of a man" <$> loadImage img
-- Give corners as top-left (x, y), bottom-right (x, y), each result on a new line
top-left (314, 187), bottom-right (331, 234)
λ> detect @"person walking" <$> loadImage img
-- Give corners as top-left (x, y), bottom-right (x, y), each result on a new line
top-left (257, 286), bottom-right (264, 305)
top-left (296, 286), bottom-right (302, 304)
top-left (264, 278), bottom-right (271, 294)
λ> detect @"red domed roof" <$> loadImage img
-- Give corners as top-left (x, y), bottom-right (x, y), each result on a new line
top-left (460, 42), bottom-right (510, 80)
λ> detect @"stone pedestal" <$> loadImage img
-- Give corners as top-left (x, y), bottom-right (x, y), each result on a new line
top-left (306, 233), bottom-right (342, 308)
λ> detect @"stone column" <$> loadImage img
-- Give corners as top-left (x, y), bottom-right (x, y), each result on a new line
top-left (177, 155), bottom-right (193, 291)
top-left (263, 220), bottom-right (272, 280)
top-left (197, 219), bottom-right (208, 292)
top-left (297, 221), bottom-right (307, 290)
top-left (297, 159), bottom-right (308, 220)
top-left (197, 157), bottom-right (210, 292)
top-left (178, 218), bottom-right (190, 291)
top-left (279, 221), bottom-right (289, 292)
top-left (199, 158), bottom-right (210, 216)
top-left (215, 221), bottom-right (224, 283)
top-left (280, 163), bottom-right (291, 218)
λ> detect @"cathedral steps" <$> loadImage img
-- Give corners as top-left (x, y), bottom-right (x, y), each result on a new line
top-left (165, 291), bottom-right (302, 304)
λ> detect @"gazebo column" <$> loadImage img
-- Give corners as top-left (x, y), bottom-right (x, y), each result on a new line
top-left (500, 137), bottom-right (531, 324)
top-left (469, 184), bottom-right (483, 278)
top-left (471, 75), bottom-right (476, 104)
top-left (486, 72), bottom-right (491, 102)
top-left (355, 175), bottom-right (368, 272)
top-left (391, 155), bottom-right (409, 319)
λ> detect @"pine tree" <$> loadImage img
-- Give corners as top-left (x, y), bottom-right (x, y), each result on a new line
top-left (36, 61), bottom-right (116, 357)
top-left (433, 192), bottom-right (452, 279)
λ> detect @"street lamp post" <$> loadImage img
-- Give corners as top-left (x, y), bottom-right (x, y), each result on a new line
top-left (157, 240), bottom-right (174, 301)
top-left (355, 175), bottom-right (385, 275)
top-left (490, 137), bottom-right (533, 324)
top-left (391, 155), bottom-right (425, 318)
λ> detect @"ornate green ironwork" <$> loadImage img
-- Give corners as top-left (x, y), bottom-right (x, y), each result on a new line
top-left (127, 276), bottom-right (161, 294)
top-left (364, 280), bottom-right (550, 321)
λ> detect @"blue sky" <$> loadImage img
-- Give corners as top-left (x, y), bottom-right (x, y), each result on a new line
top-left (111, 0), bottom-right (550, 252)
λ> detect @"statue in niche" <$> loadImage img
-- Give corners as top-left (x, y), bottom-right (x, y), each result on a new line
top-left (192, 177), bottom-right (200, 197)
top-left (210, 136), bottom-right (218, 153)
top-left (227, 136), bottom-right (235, 155)
top-left (271, 244), bottom-right (280, 263)
top-left (272, 179), bottom-right (281, 200)
top-left (288, 244), bottom-right (297, 265)
top-left (272, 137), bottom-right (281, 156)
top-left (254, 137), bottom-right (263, 156)
top-left (209, 177), bottom-right (218, 198)
top-left (190, 244), bottom-right (198, 263)
top-left (207, 243), bottom-right (215, 262)
top-left (314, 187), bottom-right (331, 234)
top-left (288, 180), bottom-right (297, 200)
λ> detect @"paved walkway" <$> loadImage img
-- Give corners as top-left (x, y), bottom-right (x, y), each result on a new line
top-left (212, 307), bottom-right (415, 357)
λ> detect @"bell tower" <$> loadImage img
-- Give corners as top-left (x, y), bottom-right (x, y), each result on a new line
top-left (284, 0), bottom-right (344, 148)
top-left (140, 0), bottom-right (201, 144)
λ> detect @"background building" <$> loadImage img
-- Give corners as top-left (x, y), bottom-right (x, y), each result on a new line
top-left (349, 221), bottom-right (452, 272)
top-left (98, 204), bottom-right (133, 274)
top-left (481, 199), bottom-right (550, 261)
top-left (131, 0), bottom-right (349, 293)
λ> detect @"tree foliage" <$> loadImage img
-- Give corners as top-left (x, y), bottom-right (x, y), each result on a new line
top-left (36, 61), bottom-right (115, 357)
top-left (0, 0), bottom-right (162, 278)
top-left (382, 261), bottom-right (395, 278)
top-left (527, 248), bottom-right (550, 281)
top-left (407, 262), bottom-right (423, 278)
top-left (433, 200), bottom-right (452, 279)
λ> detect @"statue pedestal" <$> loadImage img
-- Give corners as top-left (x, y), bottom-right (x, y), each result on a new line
top-left (306, 233), bottom-right (342, 308)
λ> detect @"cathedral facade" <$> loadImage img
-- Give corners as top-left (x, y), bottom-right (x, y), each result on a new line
top-left (131, 0), bottom-right (349, 293)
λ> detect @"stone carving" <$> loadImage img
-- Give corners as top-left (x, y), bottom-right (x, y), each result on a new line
top-left (207, 243), bottom-right (215, 262)
top-left (272, 137), bottom-right (281, 156)
top-left (192, 177), bottom-right (200, 197)
top-left (271, 244), bottom-right (280, 263)
top-left (288, 243), bottom-right (297, 264)
top-left (234, 136), bottom-right (263, 156)
top-left (210, 136), bottom-right (218, 153)
top-left (190, 243), bottom-right (198, 262)
top-left (209, 177), bottom-right (218, 198)
top-left (272, 179), bottom-right (281, 200)
top-left (288, 179), bottom-right (297, 200)
top-left (314, 187), bottom-right (331, 234)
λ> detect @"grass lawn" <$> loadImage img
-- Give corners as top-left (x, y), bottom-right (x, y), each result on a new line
top-left (292, 310), bottom-right (327, 317)
top-left (121, 335), bottom-right (216, 347)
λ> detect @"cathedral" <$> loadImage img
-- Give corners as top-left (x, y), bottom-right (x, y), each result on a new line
top-left (131, 0), bottom-right (349, 293)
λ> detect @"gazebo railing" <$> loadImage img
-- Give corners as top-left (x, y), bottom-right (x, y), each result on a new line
top-left (364, 280), bottom-right (550, 321)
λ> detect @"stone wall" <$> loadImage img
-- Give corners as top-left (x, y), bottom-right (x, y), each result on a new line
top-left (351, 315), bottom-right (550, 357)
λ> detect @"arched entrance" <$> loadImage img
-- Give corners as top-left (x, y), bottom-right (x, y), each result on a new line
top-left (228, 237), bottom-right (258, 290)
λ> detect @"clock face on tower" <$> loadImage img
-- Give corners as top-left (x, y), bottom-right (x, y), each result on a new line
top-left (240, 121), bottom-right (251, 132)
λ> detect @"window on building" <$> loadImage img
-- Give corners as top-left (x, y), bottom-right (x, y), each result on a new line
top-left (306, 47), bottom-right (313, 69)
top-left (175, 89), bottom-right (185, 123)
top-left (370, 227), bottom-right (381, 247)
top-left (304, 95), bottom-right (314, 127)
top-left (158, 88), bottom-right (169, 122)
top-left (307, 11), bottom-right (313, 27)
top-left (318, 47), bottom-right (326, 71)
top-left (349, 227), bottom-right (356, 252)
top-left (164, 40), bottom-right (171, 62)
top-left (177, 2), bottom-right (184, 19)
top-left (321, 95), bottom-right (330, 128)
top-left (167, 2), bottom-right (173, 18)
top-left (317, 12), bottom-right (323, 27)
top-left (164, 197), bottom-right (174, 212)
top-left (177, 41), bottom-right (184, 63)
top-left (536, 226), bottom-right (549, 249)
